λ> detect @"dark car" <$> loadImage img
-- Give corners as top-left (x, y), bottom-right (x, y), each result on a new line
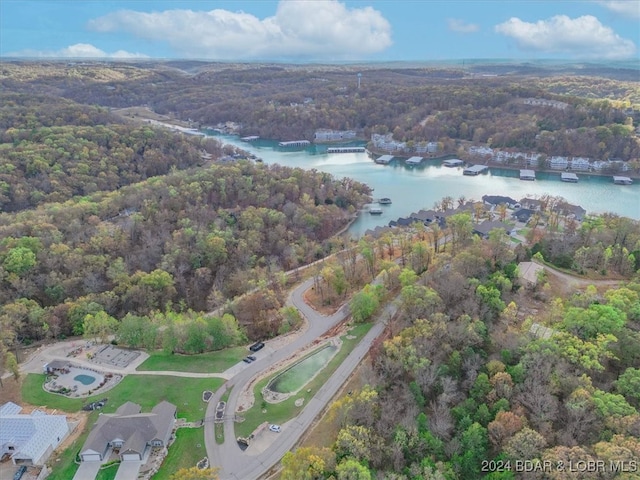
top-left (247, 355), bottom-right (257, 361)
top-left (242, 357), bottom-right (252, 363)
top-left (249, 341), bottom-right (265, 352)
top-left (14, 466), bottom-right (27, 480)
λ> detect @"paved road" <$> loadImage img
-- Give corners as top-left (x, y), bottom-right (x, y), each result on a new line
top-left (204, 278), bottom-right (393, 480)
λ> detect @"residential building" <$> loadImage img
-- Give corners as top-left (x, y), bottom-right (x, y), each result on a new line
top-left (80, 401), bottom-right (176, 463)
top-left (0, 402), bottom-right (69, 465)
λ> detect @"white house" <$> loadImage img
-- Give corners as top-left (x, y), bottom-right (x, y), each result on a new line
top-left (0, 402), bottom-right (69, 465)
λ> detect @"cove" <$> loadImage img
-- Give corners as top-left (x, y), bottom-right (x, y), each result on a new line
top-left (206, 132), bottom-right (640, 237)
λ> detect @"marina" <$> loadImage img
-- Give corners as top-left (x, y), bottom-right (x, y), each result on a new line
top-left (443, 159), bottom-right (464, 167)
top-left (463, 164), bottom-right (489, 176)
top-left (520, 169), bottom-right (536, 181)
top-left (613, 176), bottom-right (633, 185)
top-left (561, 172), bottom-right (579, 183)
top-left (204, 131), bottom-right (640, 236)
top-left (375, 154), bottom-right (394, 164)
top-left (405, 156), bottom-right (423, 165)
top-left (278, 140), bottom-right (311, 147)
top-left (327, 146), bottom-right (366, 153)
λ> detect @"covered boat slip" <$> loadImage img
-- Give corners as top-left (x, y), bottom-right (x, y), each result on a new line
top-left (463, 164), bottom-right (489, 175)
top-left (561, 172), bottom-right (579, 182)
top-left (613, 176), bottom-right (633, 185)
top-left (520, 169), bottom-right (536, 181)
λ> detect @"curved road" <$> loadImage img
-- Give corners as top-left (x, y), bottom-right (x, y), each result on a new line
top-left (204, 277), bottom-right (391, 480)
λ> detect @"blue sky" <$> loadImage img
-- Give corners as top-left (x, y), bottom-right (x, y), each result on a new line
top-left (2, 1), bottom-right (639, 61)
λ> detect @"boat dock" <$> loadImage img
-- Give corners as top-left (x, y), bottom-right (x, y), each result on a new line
top-left (241, 136), bottom-right (260, 141)
top-left (278, 140), bottom-right (310, 147)
top-left (405, 156), bottom-right (423, 165)
top-left (375, 155), bottom-right (394, 164)
top-left (613, 176), bottom-right (633, 185)
top-left (463, 164), bottom-right (489, 176)
top-left (326, 146), bottom-right (366, 153)
top-left (561, 172), bottom-right (579, 183)
top-left (520, 169), bottom-right (536, 181)
top-left (443, 158), bottom-right (464, 167)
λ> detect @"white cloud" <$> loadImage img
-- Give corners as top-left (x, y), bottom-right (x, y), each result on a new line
top-left (447, 18), bottom-right (479, 34)
top-left (6, 43), bottom-right (148, 59)
top-left (495, 15), bottom-right (636, 59)
top-left (596, 1), bottom-right (640, 19)
top-left (87, 0), bottom-right (392, 60)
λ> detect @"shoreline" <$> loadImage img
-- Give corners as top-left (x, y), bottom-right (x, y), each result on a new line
top-left (365, 147), bottom-right (639, 181)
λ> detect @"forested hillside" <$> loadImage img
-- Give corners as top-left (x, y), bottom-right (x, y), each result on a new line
top-left (2, 62), bottom-right (639, 163)
top-left (0, 94), bottom-right (216, 211)
top-left (284, 217), bottom-right (640, 480)
top-left (0, 162), bottom-right (370, 343)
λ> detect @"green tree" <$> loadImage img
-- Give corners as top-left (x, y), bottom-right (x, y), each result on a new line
top-left (616, 367), bottom-right (640, 405)
top-left (5, 352), bottom-right (19, 381)
top-left (350, 285), bottom-right (380, 323)
top-left (336, 458), bottom-right (371, 480)
top-left (3, 246), bottom-right (36, 275)
top-left (83, 311), bottom-right (119, 344)
top-left (280, 446), bottom-right (335, 480)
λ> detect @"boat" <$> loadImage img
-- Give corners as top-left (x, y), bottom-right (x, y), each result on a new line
top-left (379, 198), bottom-right (392, 205)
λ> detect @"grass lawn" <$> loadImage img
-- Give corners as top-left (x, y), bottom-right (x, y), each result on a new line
top-left (235, 322), bottom-right (373, 439)
top-left (23, 374), bottom-right (224, 421)
top-left (46, 411), bottom-right (100, 480)
top-left (96, 464), bottom-right (119, 480)
top-left (137, 347), bottom-right (247, 373)
top-left (152, 428), bottom-right (205, 480)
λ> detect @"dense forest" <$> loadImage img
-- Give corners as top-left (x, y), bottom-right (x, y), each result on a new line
top-left (2, 62), bottom-right (639, 163)
top-left (280, 212), bottom-right (640, 480)
top-left (0, 161), bottom-right (370, 346)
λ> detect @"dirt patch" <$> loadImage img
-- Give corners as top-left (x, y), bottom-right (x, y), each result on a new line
top-left (304, 287), bottom-right (344, 316)
top-left (0, 376), bottom-right (22, 404)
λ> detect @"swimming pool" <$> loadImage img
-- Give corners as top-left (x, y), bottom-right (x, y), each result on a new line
top-left (74, 374), bottom-right (96, 385)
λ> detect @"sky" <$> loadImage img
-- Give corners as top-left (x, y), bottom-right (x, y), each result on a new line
top-left (1, 0), bottom-right (639, 62)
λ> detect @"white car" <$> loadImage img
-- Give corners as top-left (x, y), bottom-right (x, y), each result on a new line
top-left (269, 424), bottom-right (281, 433)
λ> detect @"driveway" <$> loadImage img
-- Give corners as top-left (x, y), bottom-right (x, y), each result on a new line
top-left (114, 461), bottom-right (143, 480)
top-left (72, 461), bottom-right (101, 480)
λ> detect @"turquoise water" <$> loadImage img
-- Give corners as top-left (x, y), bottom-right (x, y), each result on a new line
top-left (266, 345), bottom-right (338, 394)
top-left (74, 374), bottom-right (96, 385)
top-left (208, 132), bottom-right (640, 237)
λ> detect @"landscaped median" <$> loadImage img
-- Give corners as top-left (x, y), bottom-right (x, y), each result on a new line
top-left (23, 374), bottom-right (225, 480)
top-left (234, 322), bottom-right (373, 439)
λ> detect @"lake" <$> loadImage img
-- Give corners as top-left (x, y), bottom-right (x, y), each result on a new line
top-left (208, 133), bottom-right (640, 237)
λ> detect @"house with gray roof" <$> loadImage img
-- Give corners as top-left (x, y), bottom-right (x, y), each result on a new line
top-left (0, 402), bottom-right (69, 465)
top-left (472, 220), bottom-right (514, 239)
top-left (80, 401), bottom-right (176, 462)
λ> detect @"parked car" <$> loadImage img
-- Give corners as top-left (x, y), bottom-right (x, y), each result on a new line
top-left (269, 424), bottom-right (281, 433)
top-left (14, 466), bottom-right (27, 480)
top-left (249, 341), bottom-right (265, 352)
top-left (242, 357), bottom-right (252, 363)
top-left (247, 355), bottom-right (257, 361)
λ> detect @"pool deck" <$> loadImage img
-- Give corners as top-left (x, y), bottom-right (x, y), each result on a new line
top-left (46, 366), bottom-right (106, 396)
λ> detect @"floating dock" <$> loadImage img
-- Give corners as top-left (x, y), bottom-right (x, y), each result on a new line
top-left (241, 136), bottom-right (260, 141)
top-left (326, 146), bottom-right (366, 153)
top-left (613, 176), bottom-right (633, 185)
top-left (463, 164), bottom-right (489, 176)
top-left (443, 159), bottom-right (464, 167)
top-left (278, 140), bottom-right (310, 147)
top-left (561, 172), bottom-right (579, 183)
top-left (405, 156), bottom-right (423, 165)
top-left (369, 205), bottom-right (383, 215)
top-left (520, 169), bottom-right (536, 181)
top-left (375, 155), bottom-right (394, 164)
